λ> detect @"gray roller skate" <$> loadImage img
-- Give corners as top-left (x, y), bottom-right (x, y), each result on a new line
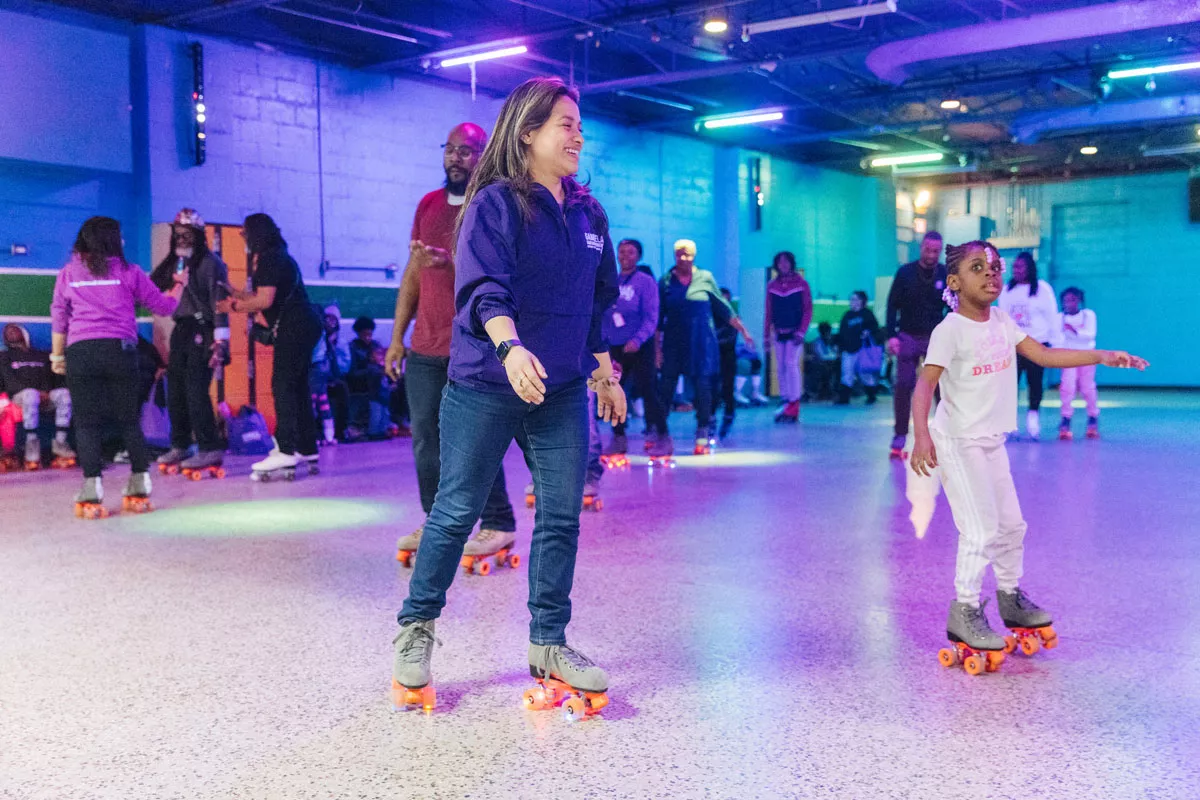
top-left (524, 481), bottom-right (536, 508)
top-left (74, 476), bottom-right (107, 519)
top-left (24, 434), bottom-right (41, 470)
top-left (395, 526), bottom-right (422, 567)
top-left (938, 599), bottom-right (1007, 675)
top-left (157, 447), bottom-right (188, 475)
top-left (121, 471), bottom-right (154, 514)
top-left (391, 619), bottom-right (439, 711)
top-left (997, 587), bottom-right (1058, 656)
top-left (648, 433), bottom-right (675, 467)
top-left (524, 643), bottom-right (610, 722)
top-left (601, 434), bottom-right (629, 468)
top-left (461, 527), bottom-right (519, 575)
top-left (180, 450), bottom-right (225, 481)
top-left (582, 479), bottom-right (602, 512)
top-left (51, 438), bottom-right (77, 468)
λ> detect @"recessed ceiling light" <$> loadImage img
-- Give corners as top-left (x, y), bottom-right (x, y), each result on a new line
top-left (1080, 145), bottom-right (1099, 155)
top-left (940, 99), bottom-right (961, 110)
top-left (703, 14), bottom-right (729, 34)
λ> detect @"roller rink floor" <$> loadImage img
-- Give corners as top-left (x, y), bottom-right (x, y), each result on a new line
top-left (2, 390), bottom-right (1199, 800)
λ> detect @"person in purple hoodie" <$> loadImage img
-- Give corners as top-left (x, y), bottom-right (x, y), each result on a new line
top-left (601, 237), bottom-right (662, 457)
top-left (50, 217), bottom-right (185, 516)
top-left (391, 77), bottom-right (623, 714)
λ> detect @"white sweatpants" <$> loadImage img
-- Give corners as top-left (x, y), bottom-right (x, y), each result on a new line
top-left (14, 388), bottom-right (72, 431)
top-left (930, 430), bottom-right (1027, 605)
top-left (1059, 364), bottom-right (1099, 420)
top-left (774, 339), bottom-right (803, 402)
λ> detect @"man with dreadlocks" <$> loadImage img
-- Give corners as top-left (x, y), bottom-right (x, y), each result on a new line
top-left (150, 208), bottom-right (230, 477)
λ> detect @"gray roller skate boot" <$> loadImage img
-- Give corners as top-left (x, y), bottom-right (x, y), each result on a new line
top-left (74, 476), bottom-right (107, 519)
top-left (529, 644), bottom-right (608, 692)
top-left (946, 599), bottom-right (1006, 651)
top-left (51, 438), bottom-right (77, 467)
top-left (24, 433), bottom-right (41, 469)
top-left (180, 450), bottom-right (225, 480)
top-left (157, 447), bottom-right (188, 475)
top-left (391, 619), bottom-right (439, 710)
top-left (461, 527), bottom-right (520, 574)
top-left (122, 471), bottom-right (154, 513)
top-left (996, 587), bottom-right (1058, 655)
top-left (526, 644), bottom-right (610, 720)
top-left (395, 526), bottom-right (422, 567)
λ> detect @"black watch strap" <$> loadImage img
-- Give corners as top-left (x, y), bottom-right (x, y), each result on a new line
top-left (496, 339), bottom-right (522, 364)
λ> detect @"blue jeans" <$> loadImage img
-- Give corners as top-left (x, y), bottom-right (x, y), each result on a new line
top-left (587, 391), bottom-right (603, 485)
top-left (405, 352), bottom-right (515, 530)
top-left (399, 378), bottom-right (589, 645)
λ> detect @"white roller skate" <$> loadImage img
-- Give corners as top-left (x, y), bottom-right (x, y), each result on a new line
top-left (51, 438), bottom-right (76, 469)
top-left (24, 433), bottom-right (41, 470)
top-left (121, 472), bottom-right (154, 514)
top-left (460, 527), bottom-right (519, 575)
top-left (250, 449), bottom-right (300, 482)
top-left (74, 476), bottom-right (108, 519)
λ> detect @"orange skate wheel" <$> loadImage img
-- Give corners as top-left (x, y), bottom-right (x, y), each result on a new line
top-left (525, 495), bottom-right (536, 508)
top-left (420, 686), bottom-right (436, 711)
top-left (585, 692), bottom-right (609, 714)
top-left (562, 696), bottom-right (587, 722)
top-left (1003, 635), bottom-right (1017, 654)
top-left (215, 468), bottom-right (226, 479)
top-left (937, 648), bottom-right (957, 668)
top-left (523, 687), bottom-right (547, 711)
top-left (188, 470), bottom-right (202, 481)
top-left (508, 553), bottom-right (521, 569)
top-left (475, 559), bottom-right (492, 576)
top-left (1041, 628), bottom-right (1058, 649)
top-left (985, 651), bottom-right (1005, 672)
top-left (1019, 636), bottom-right (1039, 656)
top-left (963, 655), bottom-right (984, 676)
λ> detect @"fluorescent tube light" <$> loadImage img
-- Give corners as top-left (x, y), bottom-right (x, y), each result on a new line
top-left (870, 152), bottom-right (945, 167)
top-left (702, 111), bottom-right (784, 129)
top-left (441, 45), bottom-right (528, 68)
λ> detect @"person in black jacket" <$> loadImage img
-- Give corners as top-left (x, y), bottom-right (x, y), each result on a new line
top-left (835, 291), bottom-right (882, 405)
top-left (884, 231), bottom-right (947, 456)
top-left (219, 213), bottom-right (323, 477)
top-left (150, 208), bottom-right (230, 474)
top-left (1, 323), bottom-right (74, 467)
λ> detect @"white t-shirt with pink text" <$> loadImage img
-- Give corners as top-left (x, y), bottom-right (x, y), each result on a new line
top-left (924, 308), bottom-right (1028, 439)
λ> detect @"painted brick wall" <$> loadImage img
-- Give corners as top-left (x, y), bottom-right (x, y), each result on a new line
top-left (2, 5), bottom-right (895, 362)
top-left (930, 172), bottom-right (1200, 386)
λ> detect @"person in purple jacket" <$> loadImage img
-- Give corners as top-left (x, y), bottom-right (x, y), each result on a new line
top-left (391, 77), bottom-right (623, 712)
top-left (602, 237), bottom-right (662, 457)
top-left (50, 217), bottom-right (185, 516)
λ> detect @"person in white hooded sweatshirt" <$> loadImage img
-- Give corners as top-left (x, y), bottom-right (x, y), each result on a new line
top-left (998, 252), bottom-right (1058, 439)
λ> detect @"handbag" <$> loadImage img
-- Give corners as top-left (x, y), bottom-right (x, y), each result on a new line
top-left (141, 375), bottom-right (171, 449)
top-left (857, 331), bottom-right (884, 373)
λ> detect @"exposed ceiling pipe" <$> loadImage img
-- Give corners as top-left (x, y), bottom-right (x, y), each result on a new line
top-left (865, 0), bottom-right (1200, 84)
top-left (1013, 94), bottom-right (1200, 143)
top-left (156, 0), bottom-right (277, 25)
top-left (264, 6), bottom-right (420, 44)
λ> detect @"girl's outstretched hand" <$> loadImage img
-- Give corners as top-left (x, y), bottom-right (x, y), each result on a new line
top-left (1100, 351), bottom-right (1149, 370)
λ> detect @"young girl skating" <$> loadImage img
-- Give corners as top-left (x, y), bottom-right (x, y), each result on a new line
top-left (1056, 287), bottom-right (1100, 440)
top-left (909, 242), bottom-right (1146, 673)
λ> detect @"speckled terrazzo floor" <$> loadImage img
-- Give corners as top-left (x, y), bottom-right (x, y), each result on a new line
top-left (2, 390), bottom-right (1199, 800)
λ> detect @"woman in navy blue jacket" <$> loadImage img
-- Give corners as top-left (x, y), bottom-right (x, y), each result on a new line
top-left (391, 78), bottom-right (623, 712)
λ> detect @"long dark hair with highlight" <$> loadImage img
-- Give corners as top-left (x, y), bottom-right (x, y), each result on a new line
top-left (454, 77), bottom-right (602, 250)
top-left (73, 216), bottom-right (128, 278)
top-left (1008, 251), bottom-right (1039, 296)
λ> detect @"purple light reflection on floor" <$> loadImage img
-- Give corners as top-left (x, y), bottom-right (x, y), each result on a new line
top-left (2, 390), bottom-right (1198, 798)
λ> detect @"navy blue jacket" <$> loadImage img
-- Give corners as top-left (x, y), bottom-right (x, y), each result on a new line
top-left (451, 182), bottom-right (619, 393)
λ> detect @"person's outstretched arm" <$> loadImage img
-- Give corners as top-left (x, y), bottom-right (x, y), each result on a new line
top-left (1016, 338), bottom-right (1147, 371)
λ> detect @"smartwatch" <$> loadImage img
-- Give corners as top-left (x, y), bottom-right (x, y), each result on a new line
top-left (496, 339), bottom-right (522, 364)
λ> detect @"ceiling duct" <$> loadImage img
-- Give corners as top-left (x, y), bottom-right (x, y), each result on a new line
top-left (865, 0), bottom-right (1200, 85)
top-left (1013, 94), bottom-right (1200, 143)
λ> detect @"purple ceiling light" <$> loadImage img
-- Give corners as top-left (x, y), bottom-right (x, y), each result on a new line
top-left (865, 0), bottom-right (1200, 85)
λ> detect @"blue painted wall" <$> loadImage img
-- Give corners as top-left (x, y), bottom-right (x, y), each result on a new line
top-left (929, 173), bottom-right (1200, 386)
top-left (1, 3), bottom-right (893, 359)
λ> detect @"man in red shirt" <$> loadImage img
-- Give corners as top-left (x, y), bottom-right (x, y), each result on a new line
top-left (385, 123), bottom-right (517, 560)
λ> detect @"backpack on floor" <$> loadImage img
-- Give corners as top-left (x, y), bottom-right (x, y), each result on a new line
top-left (227, 405), bottom-right (272, 456)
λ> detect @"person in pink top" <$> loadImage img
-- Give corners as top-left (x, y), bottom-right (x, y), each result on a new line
top-left (50, 216), bottom-right (186, 516)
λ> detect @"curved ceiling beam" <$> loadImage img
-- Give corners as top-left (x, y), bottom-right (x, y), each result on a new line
top-left (1012, 93), bottom-right (1200, 143)
top-left (865, 0), bottom-right (1200, 85)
